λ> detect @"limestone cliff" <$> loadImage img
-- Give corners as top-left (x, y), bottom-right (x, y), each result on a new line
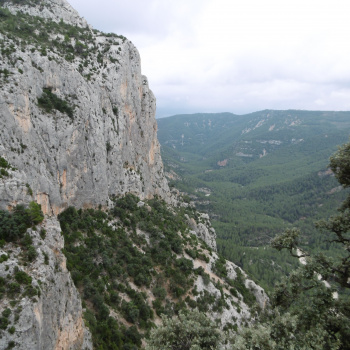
top-left (0, 0), bottom-right (170, 216)
top-left (0, 217), bottom-right (92, 350)
top-left (186, 212), bottom-right (217, 251)
top-left (0, 0), bottom-right (168, 348)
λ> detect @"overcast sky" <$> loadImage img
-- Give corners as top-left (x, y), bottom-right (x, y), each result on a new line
top-left (68, 0), bottom-right (350, 118)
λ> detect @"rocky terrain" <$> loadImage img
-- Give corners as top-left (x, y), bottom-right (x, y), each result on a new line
top-left (0, 0), bottom-right (170, 216)
top-left (0, 217), bottom-right (92, 349)
top-left (0, 1), bottom-right (267, 349)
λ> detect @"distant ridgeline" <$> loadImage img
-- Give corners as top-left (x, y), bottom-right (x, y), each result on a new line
top-left (1, 0), bottom-right (349, 348)
top-left (158, 110), bottom-right (350, 290)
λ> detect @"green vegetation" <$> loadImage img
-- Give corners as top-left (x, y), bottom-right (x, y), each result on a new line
top-left (145, 310), bottom-right (221, 350)
top-left (0, 202), bottom-right (42, 338)
top-left (25, 183), bottom-right (33, 196)
top-left (37, 87), bottom-right (74, 118)
top-left (143, 139), bottom-right (350, 349)
top-left (0, 201), bottom-right (44, 243)
top-left (158, 110), bottom-right (350, 291)
top-left (0, 201), bottom-right (43, 269)
top-left (0, 0), bottom-right (39, 6)
top-left (58, 195), bottom-right (217, 349)
top-left (231, 140), bottom-right (350, 349)
top-left (0, 265), bottom-right (40, 331)
top-left (0, 4), bottom-right (126, 85)
top-left (58, 194), bottom-right (256, 349)
top-left (0, 156), bottom-right (13, 178)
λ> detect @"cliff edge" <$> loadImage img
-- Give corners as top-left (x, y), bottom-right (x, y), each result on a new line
top-left (0, 0), bottom-right (170, 216)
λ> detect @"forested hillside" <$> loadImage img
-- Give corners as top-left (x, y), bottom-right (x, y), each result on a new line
top-left (158, 110), bottom-right (350, 290)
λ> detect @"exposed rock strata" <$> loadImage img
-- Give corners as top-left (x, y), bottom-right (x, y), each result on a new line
top-left (193, 252), bottom-right (268, 328)
top-left (0, 218), bottom-right (92, 350)
top-left (4, 0), bottom-right (88, 27)
top-left (0, 0), bottom-right (170, 216)
top-left (0, 1), bottom-right (268, 349)
top-left (0, 0), bottom-right (169, 348)
top-left (186, 213), bottom-right (217, 251)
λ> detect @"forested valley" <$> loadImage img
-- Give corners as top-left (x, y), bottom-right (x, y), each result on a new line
top-left (158, 110), bottom-right (350, 291)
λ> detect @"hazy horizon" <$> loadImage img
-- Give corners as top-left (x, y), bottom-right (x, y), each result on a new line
top-left (68, 0), bottom-right (350, 118)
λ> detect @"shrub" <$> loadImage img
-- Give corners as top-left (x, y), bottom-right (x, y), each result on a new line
top-left (0, 316), bottom-right (9, 330)
top-left (145, 310), bottom-right (222, 350)
top-left (26, 245), bottom-right (37, 262)
top-left (25, 183), bottom-right (33, 196)
top-left (26, 201), bottom-right (44, 225)
top-left (37, 87), bottom-right (74, 119)
top-left (0, 157), bottom-right (10, 168)
top-left (40, 228), bottom-right (46, 239)
top-left (14, 270), bottom-right (32, 285)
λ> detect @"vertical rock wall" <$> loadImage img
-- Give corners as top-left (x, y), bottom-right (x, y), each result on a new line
top-left (0, 1), bottom-right (170, 348)
top-left (0, 0), bottom-right (170, 216)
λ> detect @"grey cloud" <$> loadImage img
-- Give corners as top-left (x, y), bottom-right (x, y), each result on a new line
top-left (68, 0), bottom-right (350, 117)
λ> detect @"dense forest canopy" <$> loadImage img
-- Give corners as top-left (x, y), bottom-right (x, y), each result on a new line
top-left (149, 137), bottom-right (350, 349)
top-left (158, 110), bottom-right (350, 291)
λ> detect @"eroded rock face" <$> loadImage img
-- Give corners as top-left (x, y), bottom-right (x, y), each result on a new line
top-left (0, 1), bottom-right (169, 348)
top-left (226, 261), bottom-right (269, 310)
top-left (0, 2), bottom-right (268, 349)
top-left (0, 0), bottom-right (170, 216)
top-left (0, 217), bottom-right (92, 350)
top-left (4, 0), bottom-right (88, 27)
top-left (192, 251), bottom-right (269, 329)
top-left (186, 213), bottom-right (217, 251)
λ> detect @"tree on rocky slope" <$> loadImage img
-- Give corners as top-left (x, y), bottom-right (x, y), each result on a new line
top-left (145, 310), bottom-right (222, 350)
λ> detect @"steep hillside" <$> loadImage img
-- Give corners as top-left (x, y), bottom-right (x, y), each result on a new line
top-left (57, 194), bottom-right (267, 349)
top-left (0, 191), bottom-right (268, 349)
top-left (158, 111), bottom-right (350, 289)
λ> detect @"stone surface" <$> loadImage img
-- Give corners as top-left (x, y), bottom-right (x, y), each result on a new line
top-left (0, 218), bottom-right (92, 350)
top-left (4, 0), bottom-right (88, 27)
top-left (186, 213), bottom-right (217, 251)
top-left (0, 0), bottom-right (169, 348)
top-left (192, 251), bottom-right (268, 329)
top-left (226, 260), bottom-right (269, 309)
top-left (0, 2), bottom-right (268, 349)
top-left (0, 0), bottom-right (170, 216)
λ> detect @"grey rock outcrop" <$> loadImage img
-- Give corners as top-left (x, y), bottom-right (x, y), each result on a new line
top-left (0, 0), bottom-right (170, 348)
top-left (186, 213), bottom-right (217, 251)
top-left (0, 2), bottom-right (268, 349)
top-left (0, 217), bottom-right (92, 350)
top-left (226, 261), bottom-right (268, 309)
top-left (192, 251), bottom-right (268, 330)
top-left (4, 0), bottom-right (88, 27)
top-left (0, 0), bottom-right (170, 216)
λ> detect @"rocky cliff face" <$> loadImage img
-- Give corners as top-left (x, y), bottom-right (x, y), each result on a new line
top-left (0, 217), bottom-right (92, 350)
top-left (0, 0), bottom-right (170, 216)
top-left (0, 0), bottom-right (169, 348)
top-left (3, 0), bottom-right (89, 27)
top-left (186, 213), bottom-right (217, 251)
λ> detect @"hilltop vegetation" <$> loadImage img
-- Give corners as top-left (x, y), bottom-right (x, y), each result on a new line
top-left (158, 110), bottom-right (350, 290)
top-left (0, 4), bottom-right (126, 86)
